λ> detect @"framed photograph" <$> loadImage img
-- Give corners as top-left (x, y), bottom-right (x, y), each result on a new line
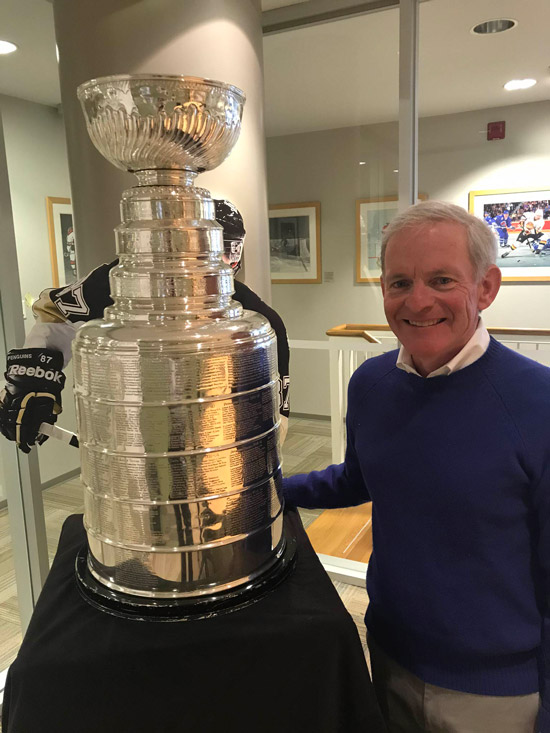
top-left (356, 195), bottom-right (427, 283)
top-left (46, 196), bottom-right (77, 288)
top-left (469, 188), bottom-right (550, 282)
top-left (269, 202), bottom-right (321, 283)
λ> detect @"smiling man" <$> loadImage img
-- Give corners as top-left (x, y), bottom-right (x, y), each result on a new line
top-left (381, 211), bottom-right (500, 377)
top-left (284, 201), bottom-right (550, 732)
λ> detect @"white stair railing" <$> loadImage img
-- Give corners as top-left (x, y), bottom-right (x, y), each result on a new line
top-left (326, 324), bottom-right (550, 464)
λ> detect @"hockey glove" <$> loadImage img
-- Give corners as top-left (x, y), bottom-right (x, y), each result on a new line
top-left (0, 348), bottom-right (65, 453)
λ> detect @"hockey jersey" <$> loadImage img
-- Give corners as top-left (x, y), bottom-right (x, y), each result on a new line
top-left (26, 260), bottom-right (290, 431)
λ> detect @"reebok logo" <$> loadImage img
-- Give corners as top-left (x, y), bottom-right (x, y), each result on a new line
top-left (8, 365), bottom-right (63, 383)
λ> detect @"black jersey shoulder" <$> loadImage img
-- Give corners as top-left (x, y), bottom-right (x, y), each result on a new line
top-left (49, 260), bottom-right (118, 323)
top-left (234, 280), bottom-right (290, 416)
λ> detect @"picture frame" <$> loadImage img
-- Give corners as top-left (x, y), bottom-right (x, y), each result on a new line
top-left (269, 202), bottom-right (321, 284)
top-left (356, 195), bottom-right (427, 283)
top-left (468, 188), bottom-right (550, 282)
top-left (46, 196), bottom-right (76, 288)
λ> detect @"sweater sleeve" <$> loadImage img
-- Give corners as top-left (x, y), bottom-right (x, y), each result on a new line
top-left (492, 356), bottom-right (550, 732)
top-left (532, 458), bottom-right (550, 733)
top-left (283, 391), bottom-right (371, 509)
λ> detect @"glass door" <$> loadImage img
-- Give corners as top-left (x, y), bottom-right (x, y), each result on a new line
top-left (0, 114), bottom-right (50, 686)
top-left (264, 4), bottom-right (402, 576)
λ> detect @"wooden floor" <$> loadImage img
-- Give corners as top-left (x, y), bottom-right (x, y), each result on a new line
top-left (0, 478), bottom-right (84, 672)
top-left (308, 504), bottom-right (373, 562)
top-left (0, 415), bottom-right (371, 678)
top-left (333, 579), bottom-right (370, 665)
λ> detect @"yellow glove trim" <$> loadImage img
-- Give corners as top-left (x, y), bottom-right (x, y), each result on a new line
top-left (15, 392), bottom-right (58, 446)
top-left (35, 393), bottom-right (61, 415)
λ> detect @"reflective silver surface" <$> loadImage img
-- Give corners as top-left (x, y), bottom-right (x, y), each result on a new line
top-left (78, 74), bottom-right (245, 173)
top-left (75, 75), bottom-right (284, 598)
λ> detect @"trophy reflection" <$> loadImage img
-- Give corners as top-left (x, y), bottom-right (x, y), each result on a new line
top-left (74, 74), bottom-right (289, 607)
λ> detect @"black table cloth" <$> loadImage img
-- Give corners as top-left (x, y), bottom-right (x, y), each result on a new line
top-left (2, 510), bottom-right (385, 732)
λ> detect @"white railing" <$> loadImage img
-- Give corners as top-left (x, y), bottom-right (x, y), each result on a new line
top-left (324, 325), bottom-right (396, 463)
top-left (290, 325), bottom-right (550, 465)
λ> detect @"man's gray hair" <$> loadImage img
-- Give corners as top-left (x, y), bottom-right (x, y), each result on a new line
top-left (380, 201), bottom-right (497, 280)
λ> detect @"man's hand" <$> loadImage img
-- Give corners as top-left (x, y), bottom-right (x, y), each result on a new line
top-left (0, 348), bottom-right (65, 453)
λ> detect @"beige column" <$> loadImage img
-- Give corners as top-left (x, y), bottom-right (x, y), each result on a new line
top-left (53, 0), bottom-right (271, 300)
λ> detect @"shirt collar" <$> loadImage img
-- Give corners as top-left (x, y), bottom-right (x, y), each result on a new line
top-left (396, 318), bottom-right (490, 378)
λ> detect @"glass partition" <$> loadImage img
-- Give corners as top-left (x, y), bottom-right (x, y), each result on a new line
top-left (0, 325), bottom-right (23, 674)
top-left (0, 90), bottom-right (79, 678)
top-left (418, 0), bottom-right (550, 328)
top-left (264, 5), bottom-right (400, 569)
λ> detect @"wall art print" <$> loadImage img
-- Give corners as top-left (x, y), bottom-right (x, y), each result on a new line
top-left (269, 202), bottom-right (321, 284)
top-left (46, 196), bottom-right (76, 288)
top-left (469, 188), bottom-right (550, 282)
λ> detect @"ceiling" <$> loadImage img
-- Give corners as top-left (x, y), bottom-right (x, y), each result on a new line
top-left (264, 0), bottom-right (550, 135)
top-left (0, 0), bottom-right (59, 107)
top-left (261, 0), bottom-right (309, 10)
top-left (0, 0), bottom-right (548, 137)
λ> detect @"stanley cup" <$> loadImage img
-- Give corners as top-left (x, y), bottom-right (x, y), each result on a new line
top-left (74, 74), bottom-right (286, 599)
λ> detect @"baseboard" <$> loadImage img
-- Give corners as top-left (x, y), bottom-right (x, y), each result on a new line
top-left (0, 469), bottom-right (80, 511)
top-left (318, 554), bottom-right (368, 587)
top-left (40, 468), bottom-right (80, 491)
top-left (291, 412), bottom-right (330, 421)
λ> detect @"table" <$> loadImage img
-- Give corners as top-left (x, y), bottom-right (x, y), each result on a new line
top-left (2, 510), bottom-right (386, 732)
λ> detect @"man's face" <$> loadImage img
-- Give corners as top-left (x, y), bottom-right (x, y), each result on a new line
top-left (381, 221), bottom-right (500, 376)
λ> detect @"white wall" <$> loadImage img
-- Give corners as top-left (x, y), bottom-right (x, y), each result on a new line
top-left (267, 99), bottom-right (550, 415)
top-left (0, 94), bottom-right (79, 484)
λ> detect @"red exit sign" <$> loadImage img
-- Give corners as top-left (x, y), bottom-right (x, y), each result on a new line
top-left (487, 121), bottom-right (505, 140)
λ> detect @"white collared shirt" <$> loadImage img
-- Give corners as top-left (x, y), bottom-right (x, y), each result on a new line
top-left (396, 318), bottom-right (490, 378)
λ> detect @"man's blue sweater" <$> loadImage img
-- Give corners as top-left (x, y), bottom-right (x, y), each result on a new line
top-left (284, 338), bottom-right (550, 726)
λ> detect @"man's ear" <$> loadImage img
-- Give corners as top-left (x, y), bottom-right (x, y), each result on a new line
top-left (477, 265), bottom-right (501, 312)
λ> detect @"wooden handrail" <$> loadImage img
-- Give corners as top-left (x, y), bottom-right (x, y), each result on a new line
top-left (361, 331), bottom-right (382, 344)
top-left (326, 323), bottom-right (550, 338)
top-left (326, 324), bottom-right (392, 338)
top-left (485, 328), bottom-right (550, 337)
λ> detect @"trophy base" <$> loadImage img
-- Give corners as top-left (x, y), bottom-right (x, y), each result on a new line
top-left (74, 520), bottom-right (296, 622)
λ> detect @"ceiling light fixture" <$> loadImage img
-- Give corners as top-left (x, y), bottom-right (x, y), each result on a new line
top-left (472, 18), bottom-right (517, 35)
top-left (359, 161), bottom-right (366, 166)
top-left (393, 169), bottom-right (399, 173)
top-left (0, 40), bottom-right (18, 55)
top-left (56, 45), bottom-right (59, 62)
top-left (504, 78), bottom-right (536, 91)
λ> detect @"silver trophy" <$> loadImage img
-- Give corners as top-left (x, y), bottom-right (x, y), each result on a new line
top-left (73, 75), bottom-right (290, 609)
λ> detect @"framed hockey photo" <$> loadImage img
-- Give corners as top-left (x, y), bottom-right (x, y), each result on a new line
top-left (356, 195), bottom-right (427, 282)
top-left (469, 188), bottom-right (550, 282)
top-left (269, 202), bottom-right (321, 284)
top-left (46, 196), bottom-right (77, 288)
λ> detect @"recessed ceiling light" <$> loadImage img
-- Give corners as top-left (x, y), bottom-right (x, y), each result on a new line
top-left (359, 161), bottom-right (366, 166)
top-left (393, 169), bottom-right (399, 173)
top-left (472, 18), bottom-right (517, 35)
top-left (0, 40), bottom-right (18, 55)
top-left (504, 78), bottom-right (536, 91)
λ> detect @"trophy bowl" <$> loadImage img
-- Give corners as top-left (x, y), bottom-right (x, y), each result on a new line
top-left (77, 74), bottom-right (245, 173)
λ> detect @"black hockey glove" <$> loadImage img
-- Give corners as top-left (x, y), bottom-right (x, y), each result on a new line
top-left (0, 348), bottom-right (65, 453)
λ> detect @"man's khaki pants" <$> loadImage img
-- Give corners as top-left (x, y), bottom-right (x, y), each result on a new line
top-left (367, 635), bottom-right (539, 733)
